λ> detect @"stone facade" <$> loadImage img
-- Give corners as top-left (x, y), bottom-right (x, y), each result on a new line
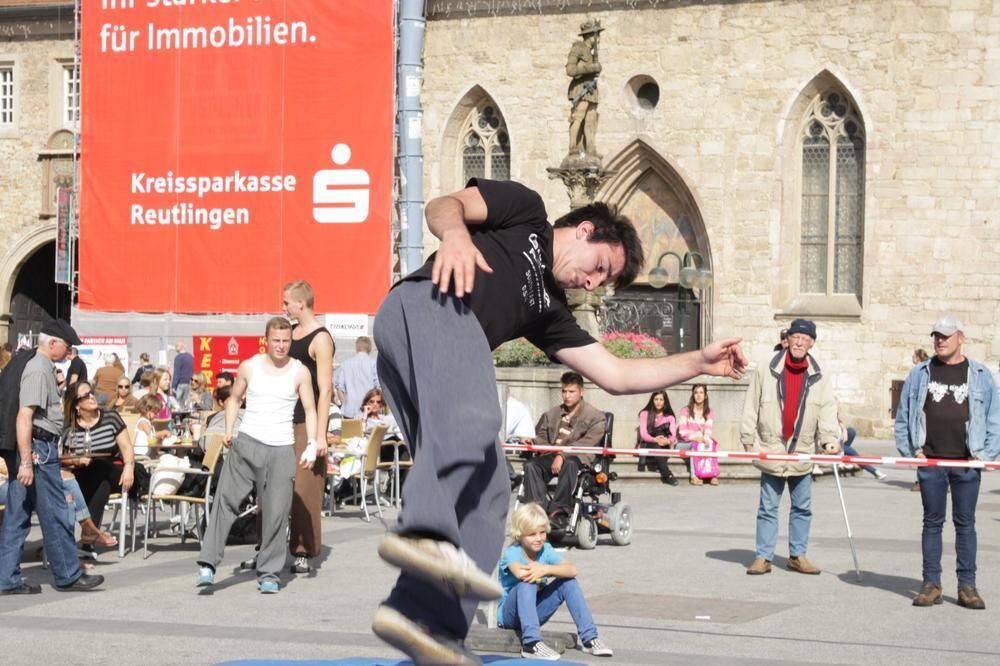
top-left (421, 0), bottom-right (1000, 437)
top-left (0, 4), bottom-right (76, 338)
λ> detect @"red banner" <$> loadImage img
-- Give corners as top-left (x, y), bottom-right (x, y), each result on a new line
top-left (79, 1), bottom-right (394, 313)
top-left (193, 334), bottom-right (265, 388)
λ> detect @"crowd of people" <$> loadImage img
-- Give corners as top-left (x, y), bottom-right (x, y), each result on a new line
top-left (0, 175), bottom-right (998, 664)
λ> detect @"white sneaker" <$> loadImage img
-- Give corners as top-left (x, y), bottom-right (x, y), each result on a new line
top-left (583, 637), bottom-right (614, 657)
top-left (289, 556), bottom-right (311, 574)
top-left (874, 470), bottom-right (888, 481)
top-left (371, 605), bottom-right (482, 666)
top-left (377, 533), bottom-right (502, 601)
top-left (521, 640), bottom-right (560, 660)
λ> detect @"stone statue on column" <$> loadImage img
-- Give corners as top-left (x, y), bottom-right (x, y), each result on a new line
top-left (565, 18), bottom-right (604, 163)
top-left (548, 18), bottom-right (615, 211)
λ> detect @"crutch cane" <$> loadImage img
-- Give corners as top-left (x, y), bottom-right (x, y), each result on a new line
top-left (832, 463), bottom-right (862, 581)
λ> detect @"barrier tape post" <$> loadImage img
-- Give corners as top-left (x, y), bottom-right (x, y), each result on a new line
top-left (832, 464), bottom-right (861, 581)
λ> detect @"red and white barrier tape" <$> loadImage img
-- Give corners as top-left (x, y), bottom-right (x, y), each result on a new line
top-left (502, 442), bottom-right (999, 470)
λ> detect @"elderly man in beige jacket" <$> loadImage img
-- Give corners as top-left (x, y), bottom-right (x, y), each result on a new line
top-left (740, 319), bottom-right (840, 576)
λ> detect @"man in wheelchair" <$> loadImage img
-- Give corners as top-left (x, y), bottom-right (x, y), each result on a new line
top-left (521, 372), bottom-right (606, 531)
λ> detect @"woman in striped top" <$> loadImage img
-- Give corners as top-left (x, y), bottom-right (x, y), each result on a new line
top-left (677, 384), bottom-right (718, 486)
top-left (61, 381), bottom-right (139, 532)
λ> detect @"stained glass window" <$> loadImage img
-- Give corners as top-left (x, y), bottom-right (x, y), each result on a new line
top-left (799, 91), bottom-right (865, 300)
top-left (461, 104), bottom-right (510, 183)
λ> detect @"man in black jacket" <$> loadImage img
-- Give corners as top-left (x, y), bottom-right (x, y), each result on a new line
top-left (0, 320), bottom-right (104, 594)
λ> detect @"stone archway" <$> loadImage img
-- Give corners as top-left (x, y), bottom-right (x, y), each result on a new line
top-left (0, 223), bottom-right (63, 345)
top-left (596, 139), bottom-right (713, 352)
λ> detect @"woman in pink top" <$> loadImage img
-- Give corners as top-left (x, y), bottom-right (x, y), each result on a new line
top-left (677, 384), bottom-right (718, 485)
top-left (637, 391), bottom-right (679, 486)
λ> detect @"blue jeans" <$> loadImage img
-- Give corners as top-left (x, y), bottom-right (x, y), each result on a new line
top-left (62, 476), bottom-right (90, 524)
top-left (755, 472), bottom-right (812, 560)
top-left (841, 428), bottom-right (879, 478)
top-left (0, 439), bottom-right (83, 589)
top-left (500, 578), bottom-right (598, 645)
top-left (918, 467), bottom-right (981, 587)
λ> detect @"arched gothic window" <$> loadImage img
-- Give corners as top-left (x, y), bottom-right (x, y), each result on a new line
top-left (799, 90), bottom-right (865, 301)
top-left (461, 104), bottom-right (509, 182)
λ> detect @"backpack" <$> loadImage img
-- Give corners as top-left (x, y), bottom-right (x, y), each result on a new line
top-left (0, 349), bottom-right (38, 452)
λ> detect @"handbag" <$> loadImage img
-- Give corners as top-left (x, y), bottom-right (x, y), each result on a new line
top-left (692, 438), bottom-right (720, 480)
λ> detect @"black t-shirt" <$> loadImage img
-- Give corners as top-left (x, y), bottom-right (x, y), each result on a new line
top-left (923, 358), bottom-right (970, 460)
top-left (402, 178), bottom-right (595, 358)
top-left (68, 357), bottom-right (88, 383)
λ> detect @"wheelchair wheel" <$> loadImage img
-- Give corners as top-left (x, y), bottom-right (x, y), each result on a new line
top-left (607, 502), bottom-right (633, 546)
top-left (575, 515), bottom-right (598, 550)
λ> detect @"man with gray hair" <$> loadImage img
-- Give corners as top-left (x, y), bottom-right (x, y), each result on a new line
top-left (334, 336), bottom-right (379, 418)
top-left (741, 318), bottom-right (840, 576)
top-left (896, 315), bottom-right (1000, 609)
top-left (0, 319), bottom-right (104, 594)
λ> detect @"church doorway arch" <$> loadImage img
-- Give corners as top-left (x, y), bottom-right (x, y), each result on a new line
top-left (596, 139), bottom-right (712, 353)
top-left (2, 237), bottom-right (71, 348)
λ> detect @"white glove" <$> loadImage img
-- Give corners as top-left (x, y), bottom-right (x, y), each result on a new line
top-left (300, 440), bottom-right (318, 465)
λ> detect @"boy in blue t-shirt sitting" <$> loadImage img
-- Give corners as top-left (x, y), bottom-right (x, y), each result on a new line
top-left (498, 502), bottom-right (613, 660)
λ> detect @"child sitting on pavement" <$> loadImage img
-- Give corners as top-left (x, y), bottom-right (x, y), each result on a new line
top-left (498, 502), bottom-right (613, 661)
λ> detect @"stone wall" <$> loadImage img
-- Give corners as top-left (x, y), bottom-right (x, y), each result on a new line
top-left (0, 21), bottom-right (75, 334)
top-left (421, 0), bottom-right (1000, 437)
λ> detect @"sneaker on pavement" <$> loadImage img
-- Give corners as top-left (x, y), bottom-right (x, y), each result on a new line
top-left (258, 580), bottom-right (279, 594)
top-left (583, 637), bottom-right (614, 657)
top-left (746, 557), bottom-right (772, 575)
top-left (196, 565), bottom-right (215, 587)
top-left (377, 533), bottom-right (502, 601)
top-left (521, 640), bottom-right (560, 661)
top-left (372, 604), bottom-right (482, 665)
top-left (290, 556), bottom-right (311, 574)
top-left (239, 555), bottom-right (258, 571)
top-left (689, 476), bottom-right (703, 486)
top-left (912, 581), bottom-right (943, 607)
top-left (958, 585), bottom-right (986, 610)
top-left (787, 555), bottom-right (821, 575)
top-left (874, 470), bottom-right (888, 481)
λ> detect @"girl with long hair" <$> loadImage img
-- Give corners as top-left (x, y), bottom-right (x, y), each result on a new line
top-left (677, 383), bottom-right (719, 486)
top-left (637, 390), bottom-right (678, 485)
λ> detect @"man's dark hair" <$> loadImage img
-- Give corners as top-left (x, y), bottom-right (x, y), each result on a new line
top-left (552, 202), bottom-right (644, 289)
top-left (216, 371), bottom-right (235, 385)
top-left (560, 371), bottom-right (584, 388)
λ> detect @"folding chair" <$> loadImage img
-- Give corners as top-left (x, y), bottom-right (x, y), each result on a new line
top-left (140, 434), bottom-right (224, 558)
top-left (339, 424), bottom-right (390, 521)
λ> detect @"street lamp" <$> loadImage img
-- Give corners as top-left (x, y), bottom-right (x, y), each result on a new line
top-left (646, 250), bottom-right (713, 351)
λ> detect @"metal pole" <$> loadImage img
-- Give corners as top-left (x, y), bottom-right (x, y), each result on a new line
top-left (832, 464), bottom-right (862, 581)
top-left (397, 0), bottom-right (426, 276)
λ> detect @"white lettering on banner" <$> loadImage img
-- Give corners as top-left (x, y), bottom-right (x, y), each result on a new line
top-left (313, 144), bottom-right (370, 224)
top-left (131, 204), bottom-right (249, 230)
top-left (131, 171), bottom-right (297, 198)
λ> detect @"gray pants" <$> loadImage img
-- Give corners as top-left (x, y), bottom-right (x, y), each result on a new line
top-left (198, 433), bottom-right (296, 583)
top-left (374, 280), bottom-right (511, 640)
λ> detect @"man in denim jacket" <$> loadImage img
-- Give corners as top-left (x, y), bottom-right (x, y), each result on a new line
top-left (895, 315), bottom-right (1000, 610)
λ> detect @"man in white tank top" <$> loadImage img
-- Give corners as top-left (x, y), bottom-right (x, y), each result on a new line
top-left (195, 317), bottom-right (319, 594)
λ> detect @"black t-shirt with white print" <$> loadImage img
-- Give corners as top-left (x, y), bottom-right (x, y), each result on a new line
top-left (402, 178), bottom-right (595, 358)
top-left (923, 358), bottom-right (970, 460)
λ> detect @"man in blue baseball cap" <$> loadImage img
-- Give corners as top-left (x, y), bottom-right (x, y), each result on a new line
top-left (741, 318), bottom-right (840, 576)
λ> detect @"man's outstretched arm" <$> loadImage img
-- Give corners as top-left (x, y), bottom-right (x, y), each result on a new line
top-left (556, 337), bottom-right (748, 396)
